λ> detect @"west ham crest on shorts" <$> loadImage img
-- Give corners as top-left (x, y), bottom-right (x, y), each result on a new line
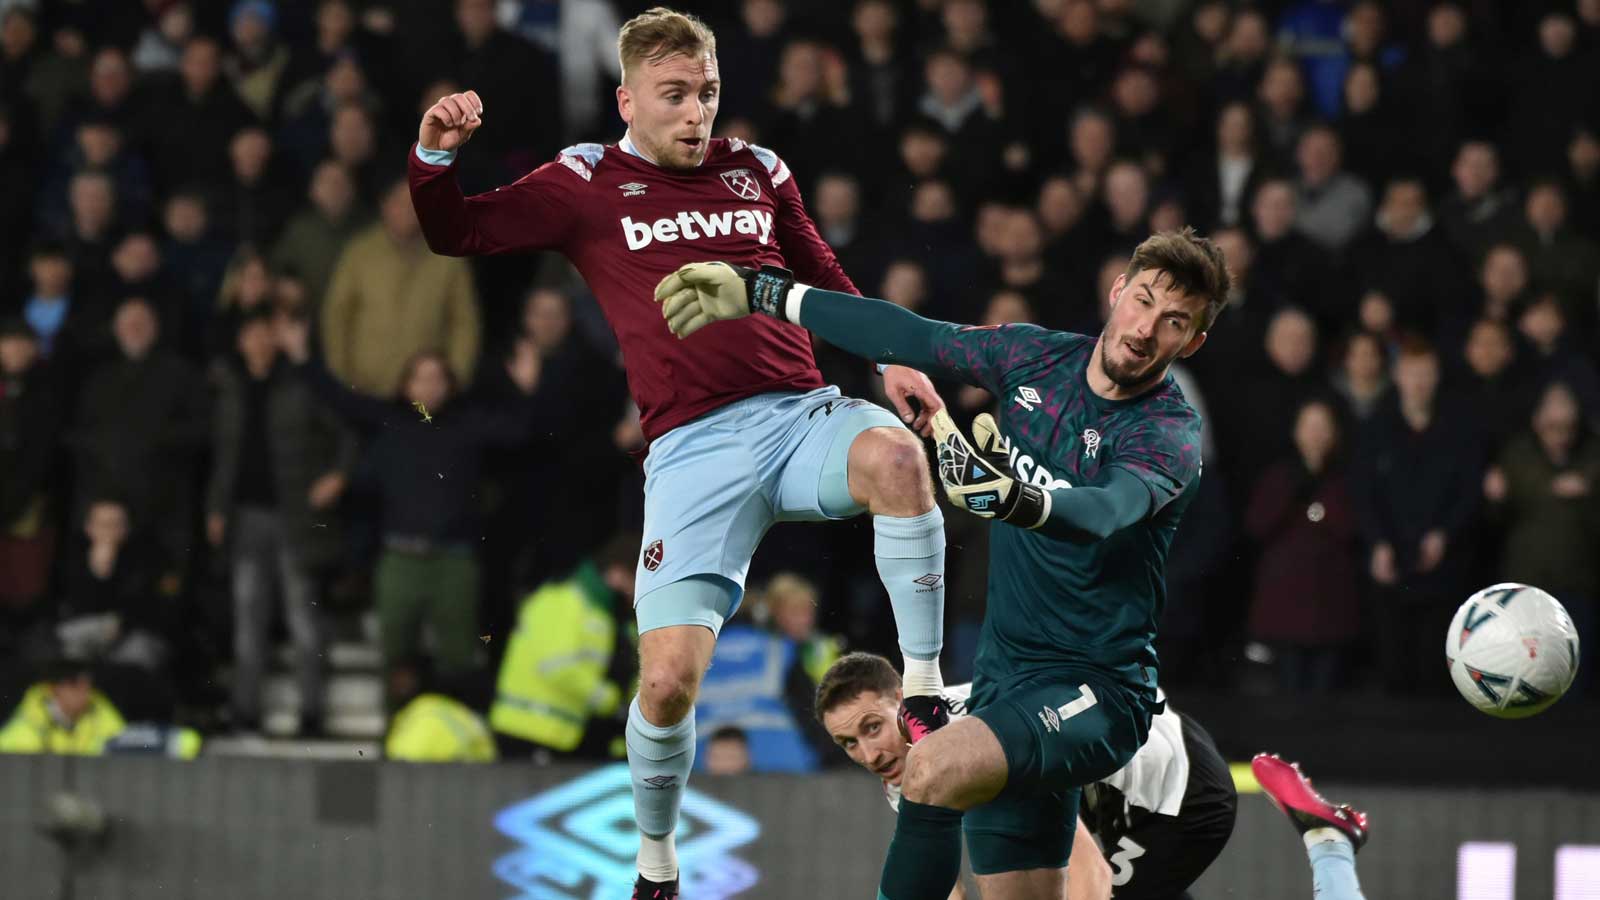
top-left (643, 539), bottom-right (665, 572)
top-left (720, 168), bottom-right (761, 201)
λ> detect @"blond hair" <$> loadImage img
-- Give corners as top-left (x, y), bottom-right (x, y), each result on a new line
top-left (617, 7), bottom-right (717, 81)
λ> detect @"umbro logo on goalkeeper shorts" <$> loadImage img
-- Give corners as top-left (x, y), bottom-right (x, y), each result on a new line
top-left (643, 539), bottom-right (664, 572)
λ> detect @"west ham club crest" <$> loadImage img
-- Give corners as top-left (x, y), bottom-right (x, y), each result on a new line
top-left (720, 168), bottom-right (761, 201)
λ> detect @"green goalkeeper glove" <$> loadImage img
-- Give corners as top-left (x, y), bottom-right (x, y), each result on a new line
top-left (654, 262), bottom-right (796, 338)
top-left (930, 409), bottom-right (1050, 528)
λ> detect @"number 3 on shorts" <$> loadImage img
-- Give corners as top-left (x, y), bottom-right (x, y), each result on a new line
top-left (1108, 836), bottom-right (1146, 887)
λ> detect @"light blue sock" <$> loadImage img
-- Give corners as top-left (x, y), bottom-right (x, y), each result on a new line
top-left (627, 695), bottom-right (695, 879)
top-left (873, 509), bottom-right (946, 695)
top-left (1307, 833), bottom-right (1366, 900)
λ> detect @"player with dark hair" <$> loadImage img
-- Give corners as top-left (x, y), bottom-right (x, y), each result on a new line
top-left (815, 652), bottom-right (1236, 899)
top-left (658, 228), bottom-right (1230, 897)
top-left (407, 8), bottom-right (953, 896)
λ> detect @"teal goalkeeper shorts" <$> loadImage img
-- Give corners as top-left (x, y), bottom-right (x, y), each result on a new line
top-left (633, 386), bottom-right (905, 635)
top-left (963, 671), bottom-right (1152, 875)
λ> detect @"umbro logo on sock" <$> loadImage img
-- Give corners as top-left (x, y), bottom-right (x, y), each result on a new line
top-left (642, 775), bottom-right (678, 790)
top-left (912, 573), bottom-right (943, 592)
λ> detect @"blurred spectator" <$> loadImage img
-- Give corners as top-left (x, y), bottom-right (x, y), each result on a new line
top-left (1395, 2), bottom-right (1482, 178)
top-left (847, 0), bottom-right (915, 138)
top-left (497, 0), bottom-right (621, 141)
top-left (207, 309), bottom-right (356, 736)
top-left (268, 159), bottom-right (367, 325)
top-left (1349, 177), bottom-right (1464, 337)
top-left (445, 0), bottom-right (558, 168)
top-left (39, 116), bottom-right (153, 237)
top-left (1337, 62), bottom-right (1401, 189)
top-left (326, 102), bottom-right (385, 202)
top-left (386, 690), bottom-right (498, 762)
top-left (694, 618), bottom-right (820, 774)
top-left (1516, 294), bottom-right (1600, 421)
top-left (223, 0), bottom-right (292, 123)
top-left (0, 660), bottom-right (126, 755)
top-left (1505, 11), bottom-right (1597, 178)
top-left (490, 532), bottom-right (637, 760)
top-left (110, 232), bottom-right (178, 325)
top-left (51, 499), bottom-right (174, 672)
top-left (1293, 125), bottom-right (1373, 254)
top-left (1354, 338), bottom-right (1481, 695)
top-left (1510, 180), bottom-right (1600, 342)
top-left (1474, 242), bottom-right (1530, 326)
top-left (1100, 159), bottom-right (1151, 258)
top-left (279, 315), bottom-right (541, 708)
top-left (161, 190), bottom-right (234, 354)
top-left (144, 35), bottom-right (253, 194)
top-left (704, 725), bottom-right (753, 775)
top-left (218, 126), bottom-right (296, 246)
top-left (132, 2), bottom-right (193, 73)
top-left (716, 0), bottom-right (788, 121)
top-left (917, 47), bottom-right (1003, 195)
top-left (320, 178), bottom-right (480, 397)
top-left (1245, 398), bottom-right (1362, 694)
top-left (67, 297), bottom-right (209, 562)
top-left (1223, 307), bottom-right (1324, 493)
top-left (1256, 56), bottom-right (1311, 168)
top-left (63, 170), bottom-right (121, 302)
top-left (1457, 318), bottom-right (1531, 454)
top-left (761, 39), bottom-right (861, 191)
top-left (0, 318), bottom-right (61, 620)
top-left (1438, 140), bottom-right (1517, 263)
top-left (1212, 7), bottom-right (1269, 105)
top-left (762, 572), bottom-right (844, 687)
top-left (811, 171), bottom-right (880, 291)
top-left (278, 49), bottom-right (383, 173)
top-left (1066, 106), bottom-right (1116, 200)
top-left (1187, 100), bottom-right (1262, 231)
top-left (1567, 128), bottom-right (1600, 239)
top-left (1248, 178), bottom-right (1332, 326)
top-left (21, 242), bottom-right (104, 366)
top-left (1482, 380), bottom-right (1600, 692)
top-left (1329, 330), bottom-right (1390, 426)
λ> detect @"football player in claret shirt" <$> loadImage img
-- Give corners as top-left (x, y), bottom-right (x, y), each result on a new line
top-left (407, 8), bottom-right (951, 896)
top-left (657, 229), bottom-right (1231, 899)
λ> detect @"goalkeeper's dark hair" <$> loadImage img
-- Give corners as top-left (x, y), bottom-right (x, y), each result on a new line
top-left (1125, 227), bottom-right (1233, 333)
top-left (814, 652), bottom-right (901, 724)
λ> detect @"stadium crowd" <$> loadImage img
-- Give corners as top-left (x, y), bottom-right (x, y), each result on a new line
top-left (1, 0), bottom-right (1598, 760)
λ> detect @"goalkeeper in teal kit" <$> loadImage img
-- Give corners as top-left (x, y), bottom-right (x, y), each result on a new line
top-left (656, 229), bottom-right (1230, 899)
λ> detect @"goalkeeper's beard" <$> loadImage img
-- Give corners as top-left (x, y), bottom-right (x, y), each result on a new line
top-left (1098, 331), bottom-right (1167, 389)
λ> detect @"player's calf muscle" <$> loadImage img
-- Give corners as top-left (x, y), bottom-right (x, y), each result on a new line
top-left (902, 718), bottom-right (1008, 809)
top-left (849, 427), bottom-right (935, 516)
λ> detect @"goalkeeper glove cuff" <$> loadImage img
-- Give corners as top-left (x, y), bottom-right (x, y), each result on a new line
top-left (732, 264), bottom-right (797, 321)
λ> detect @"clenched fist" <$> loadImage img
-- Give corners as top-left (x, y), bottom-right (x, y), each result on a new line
top-left (419, 90), bottom-right (484, 153)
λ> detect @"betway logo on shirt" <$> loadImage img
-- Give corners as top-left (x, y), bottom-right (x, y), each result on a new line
top-left (621, 209), bottom-right (774, 251)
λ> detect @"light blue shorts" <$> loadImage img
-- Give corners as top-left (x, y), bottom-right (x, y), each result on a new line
top-left (634, 386), bottom-right (905, 634)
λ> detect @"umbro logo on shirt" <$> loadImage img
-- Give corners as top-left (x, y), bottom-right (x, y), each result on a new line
top-left (1014, 386), bottom-right (1042, 411)
top-left (618, 182), bottom-right (648, 197)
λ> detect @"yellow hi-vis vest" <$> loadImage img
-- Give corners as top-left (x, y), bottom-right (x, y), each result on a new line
top-left (0, 684), bottom-right (127, 755)
top-left (386, 693), bottom-right (498, 762)
top-left (489, 561), bottom-right (621, 751)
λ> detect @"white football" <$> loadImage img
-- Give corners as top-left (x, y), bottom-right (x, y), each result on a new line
top-left (1446, 583), bottom-right (1580, 718)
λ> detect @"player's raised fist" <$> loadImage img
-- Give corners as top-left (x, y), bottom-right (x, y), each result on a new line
top-left (419, 90), bottom-right (484, 153)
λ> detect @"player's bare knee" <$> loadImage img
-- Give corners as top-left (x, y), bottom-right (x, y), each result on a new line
top-left (638, 665), bottom-right (698, 725)
top-left (855, 428), bottom-right (934, 514)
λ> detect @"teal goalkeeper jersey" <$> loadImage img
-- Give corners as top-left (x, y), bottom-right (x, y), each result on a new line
top-left (927, 323), bottom-right (1204, 693)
